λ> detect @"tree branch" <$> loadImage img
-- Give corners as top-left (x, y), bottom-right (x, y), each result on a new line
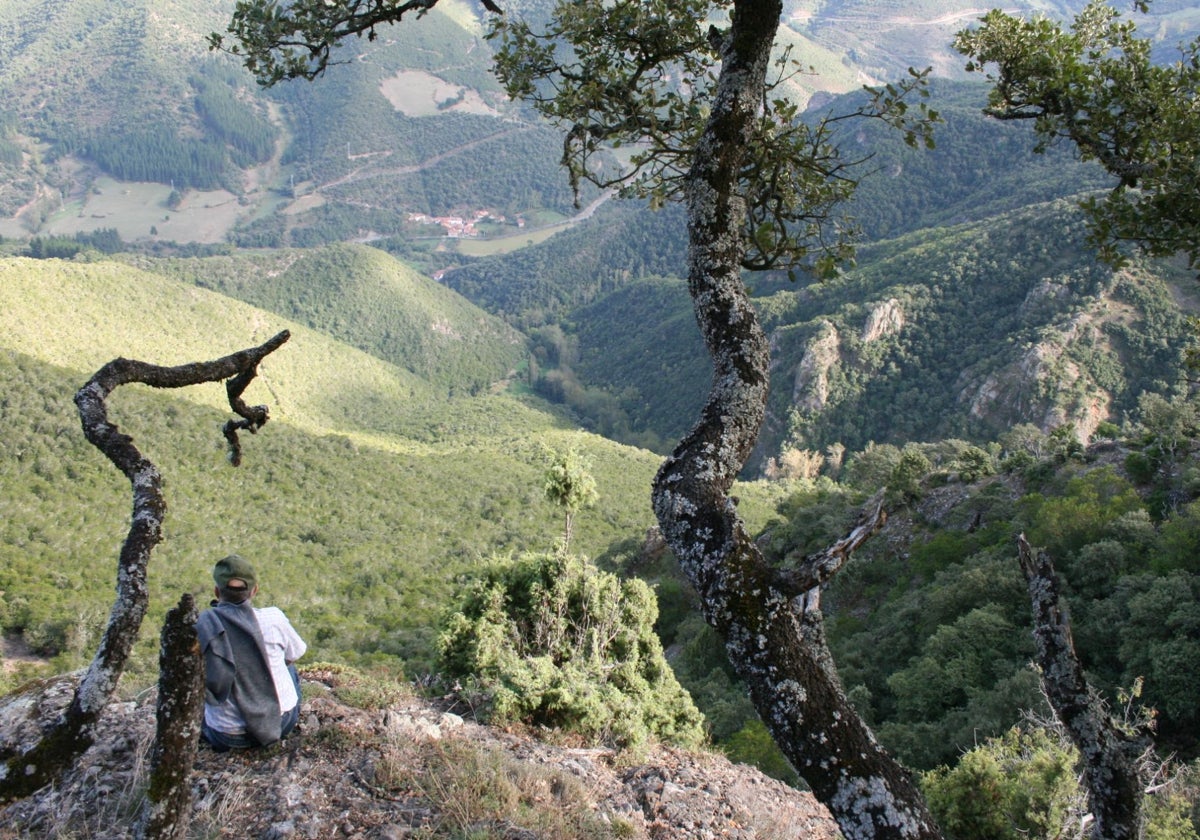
top-left (1016, 534), bottom-right (1148, 840)
top-left (0, 331), bottom-right (289, 803)
top-left (771, 491), bottom-right (887, 598)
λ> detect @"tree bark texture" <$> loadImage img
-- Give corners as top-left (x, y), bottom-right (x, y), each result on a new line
top-left (649, 2), bottom-right (942, 836)
top-left (136, 594), bottom-right (204, 840)
top-left (1017, 534), bottom-right (1148, 840)
top-left (0, 331), bottom-right (289, 803)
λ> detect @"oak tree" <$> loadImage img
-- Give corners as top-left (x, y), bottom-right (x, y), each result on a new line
top-left (955, 0), bottom-right (1200, 269)
top-left (213, 1), bottom-right (947, 835)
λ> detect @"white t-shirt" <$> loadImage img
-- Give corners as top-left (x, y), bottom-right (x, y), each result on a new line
top-left (204, 605), bottom-right (307, 734)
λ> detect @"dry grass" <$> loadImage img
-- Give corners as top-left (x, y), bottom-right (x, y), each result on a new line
top-left (376, 736), bottom-right (637, 840)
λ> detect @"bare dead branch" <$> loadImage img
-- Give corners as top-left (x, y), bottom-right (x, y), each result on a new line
top-left (0, 331), bottom-right (289, 803)
top-left (1017, 533), bottom-right (1148, 840)
top-left (135, 594), bottom-right (204, 840)
top-left (772, 491), bottom-right (887, 597)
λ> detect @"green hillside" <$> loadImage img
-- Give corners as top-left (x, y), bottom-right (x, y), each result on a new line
top-left (472, 194), bottom-right (1192, 462)
top-left (0, 0), bottom-right (596, 246)
top-left (758, 199), bottom-right (1195, 454)
top-left (0, 256), bottom-right (436, 443)
top-left (128, 243), bottom-right (527, 392)
top-left (0, 255), bottom-right (791, 685)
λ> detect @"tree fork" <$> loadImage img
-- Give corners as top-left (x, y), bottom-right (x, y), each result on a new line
top-left (0, 331), bottom-right (289, 802)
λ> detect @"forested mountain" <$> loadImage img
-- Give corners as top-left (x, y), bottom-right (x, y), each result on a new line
top-left (3, 0), bottom-right (1200, 827)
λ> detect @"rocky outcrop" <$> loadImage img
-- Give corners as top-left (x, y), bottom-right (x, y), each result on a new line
top-left (861, 298), bottom-right (904, 343)
top-left (792, 321), bottom-right (842, 414)
top-left (0, 671), bottom-right (841, 840)
top-left (959, 311), bottom-right (1112, 440)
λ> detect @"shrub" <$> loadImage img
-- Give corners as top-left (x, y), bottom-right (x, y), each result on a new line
top-left (922, 724), bottom-right (1200, 840)
top-left (921, 726), bottom-right (1083, 840)
top-left (437, 551), bottom-right (706, 749)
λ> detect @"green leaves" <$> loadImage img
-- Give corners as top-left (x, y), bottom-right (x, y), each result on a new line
top-left (490, 0), bottom-right (718, 205)
top-left (214, 0), bottom-right (493, 87)
top-left (437, 551), bottom-right (706, 748)
top-left (955, 1), bottom-right (1200, 268)
top-left (491, 0), bottom-right (938, 277)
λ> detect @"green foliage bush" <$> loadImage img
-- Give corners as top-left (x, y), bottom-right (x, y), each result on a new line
top-left (921, 726), bottom-right (1083, 840)
top-left (923, 724), bottom-right (1200, 840)
top-left (437, 551), bottom-right (705, 749)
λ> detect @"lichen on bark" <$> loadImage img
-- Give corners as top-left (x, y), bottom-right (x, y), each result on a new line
top-left (1017, 534), bottom-right (1148, 840)
top-left (136, 593), bottom-right (204, 840)
top-left (648, 0), bottom-right (942, 835)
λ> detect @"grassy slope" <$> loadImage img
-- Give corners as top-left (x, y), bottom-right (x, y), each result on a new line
top-left (0, 255), bottom-right (787, 684)
top-left (130, 243), bottom-right (527, 391)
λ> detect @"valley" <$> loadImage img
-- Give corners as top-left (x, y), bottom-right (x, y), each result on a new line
top-left (1, 0), bottom-right (1199, 832)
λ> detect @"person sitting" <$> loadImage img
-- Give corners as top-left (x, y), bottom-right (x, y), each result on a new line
top-left (197, 554), bottom-right (306, 751)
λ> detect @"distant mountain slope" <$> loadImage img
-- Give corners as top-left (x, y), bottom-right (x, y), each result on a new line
top-left (441, 202), bottom-right (690, 328)
top-left (781, 0), bottom-right (1199, 86)
top-left (0, 0), bottom-right (591, 244)
top-left (134, 243), bottom-right (527, 392)
top-left (828, 80), bottom-right (1115, 243)
top-left (570, 277), bottom-right (710, 451)
top-left (758, 199), bottom-right (1195, 455)
top-left (442, 80), bottom-right (1112, 329)
top-left (0, 0), bottom-right (1192, 247)
top-left (0, 256), bottom-right (437, 442)
top-left (533, 199), bottom-right (1193, 462)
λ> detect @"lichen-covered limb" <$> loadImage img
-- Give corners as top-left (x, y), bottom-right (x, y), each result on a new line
top-left (649, 1), bottom-right (939, 835)
top-left (136, 594), bottom-right (203, 840)
top-left (1017, 534), bottom-right (1148, 840)
top-left (0, 332), bottom-right (289, 803)
top-left (773, 492), bottom-right (886, 597)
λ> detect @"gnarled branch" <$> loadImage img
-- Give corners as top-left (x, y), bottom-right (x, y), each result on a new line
top-left (0, 331), bottom-right (289, 803)
top-left (1017, 533), bottom-right (1148, 840)
top-left (772, 491), bottom-right (886, 598)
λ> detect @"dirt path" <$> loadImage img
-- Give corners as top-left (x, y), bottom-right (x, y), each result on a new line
top-left (319, 126), bottom-right (532, 191)
top-left (1, 634), bottom-right (50, 674)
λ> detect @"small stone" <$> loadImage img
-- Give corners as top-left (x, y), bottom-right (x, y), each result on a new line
top-left (265, 819), bottom-right (296, 839)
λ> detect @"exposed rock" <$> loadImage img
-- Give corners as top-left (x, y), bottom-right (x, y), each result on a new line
top-left (958, 310), bottom-right (1112, 440)
top-left (792, 321), bottom-right (841, 414)
top-left (1018, 277), bottom-right (1076, 322)
top-left (0, 672), bottom-right (842, 840)
top-left (861, 298), bottom-right (904, 344)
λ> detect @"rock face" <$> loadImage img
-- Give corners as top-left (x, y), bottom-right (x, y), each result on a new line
top-left (958, 309), bottom-right (1113, 441)
top-left (0, 672), bottom-right (842, 840)
top-left (860, 298), bottom-right (905, 344)
top-left (793, 321), bottom-right (842, 414)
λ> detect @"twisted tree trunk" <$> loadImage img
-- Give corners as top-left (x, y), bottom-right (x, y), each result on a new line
top-left (0, 331), bottom-right (289, 802)
top-left (649, 2), bottom-right (941, 835)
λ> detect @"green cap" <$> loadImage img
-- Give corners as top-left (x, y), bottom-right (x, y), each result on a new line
top-left (213, 554), bottom-right (257, 590)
